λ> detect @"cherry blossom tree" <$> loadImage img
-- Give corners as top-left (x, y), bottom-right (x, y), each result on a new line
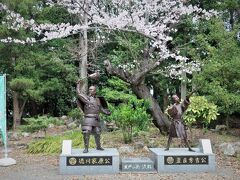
top-left (0, 0), bottom-right (217, 131)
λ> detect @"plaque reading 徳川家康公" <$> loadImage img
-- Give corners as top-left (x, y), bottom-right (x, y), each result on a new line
top-left (66, 156), bottom-right (112, 166)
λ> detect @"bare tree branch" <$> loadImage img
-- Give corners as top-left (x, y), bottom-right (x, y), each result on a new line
top-left (104, 60), bottom-right (132, 83)
top-left (131, 59), bottom-right (163, 85)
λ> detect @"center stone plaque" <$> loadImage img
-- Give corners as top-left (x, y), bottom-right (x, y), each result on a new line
top-left (60, 148), bottom-right (119, 175)
top-left (121, 157), bottom-right (155, 172)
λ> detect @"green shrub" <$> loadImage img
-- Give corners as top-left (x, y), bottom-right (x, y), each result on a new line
top-left (100, 77), bottom-right (151, 143)
top-left (27, 130), bottom-right (95, 154)
top-left (106, 98), bottom-right (151, 143)
top-left (183, 96), bottom-right (219, 127)
top-left (68, 108), bottom-right (84, 122)
top-left (20, 115), bottom-right (64, 133)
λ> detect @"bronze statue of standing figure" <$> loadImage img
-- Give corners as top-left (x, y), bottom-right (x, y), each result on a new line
top-left (76, 78), bottom-right (111, 153)
top-left (165, 94), bottom-right (194, 151)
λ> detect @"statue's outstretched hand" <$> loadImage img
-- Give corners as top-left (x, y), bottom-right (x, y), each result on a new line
top-left (88, 71), bottom-right (100, 80)
top-left (76, 79), bottom-right (82, 84)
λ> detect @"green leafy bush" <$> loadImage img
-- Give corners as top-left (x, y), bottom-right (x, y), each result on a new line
top-left (183, 96), bottom-right (219, 127)
top-left (101, 77), bottom-right (151, 143)
top-left (27, 131), bottom-right (95, 154)
top-left (20, 116), bottom-right (64, 133)
top-left (68, 108), bottom-right (84, 121)
top-left (107, 98), bottom-right (151, 143)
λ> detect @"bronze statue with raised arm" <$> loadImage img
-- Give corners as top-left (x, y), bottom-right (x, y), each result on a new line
top-left (76, 79), bottom-right (111, 153)
top-left (165, 94), bottom-right (194, 151)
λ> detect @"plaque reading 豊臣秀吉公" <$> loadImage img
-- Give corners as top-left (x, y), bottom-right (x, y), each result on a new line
top-left (66, 156), bottom-right (112, 166)
top-left (164, 156), bottom-right (208, 165)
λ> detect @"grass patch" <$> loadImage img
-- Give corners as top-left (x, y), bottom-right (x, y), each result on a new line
top-left (27, 127), bottom-right (211, 154)
top-left (20, 116), bottom-right (64, 133)
top-left (27, 130), bottom-right (96, 154)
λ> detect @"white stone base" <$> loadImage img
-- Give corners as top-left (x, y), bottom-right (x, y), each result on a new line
top-left (0, 158), bottom-right (16, 166)
top-left (59, 148), bottom-right (120, 175)
top-left (150, 148), bottom-right (216, 173)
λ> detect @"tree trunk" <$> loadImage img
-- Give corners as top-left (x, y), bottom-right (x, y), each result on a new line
top-left (78, 1), bottom-right (89, 94)
top-left (181, 70), bottom-right (187, 100)
top-left (13, 91), bottom-right (20, 130)
top-left (13, 91), bottom-right (26, 130)
top-left (29, 101), bottom-right (38, 116)
top-left (163, 91), bottom-right (169, 110)
top-left (229, 9), bottom-right (234, 30)
top-left (104, 60), bottom-right (170, 132)
top-left (131, 84), bottom-right (170, 131)
top-left (226, 115), bottom-right (230, 132)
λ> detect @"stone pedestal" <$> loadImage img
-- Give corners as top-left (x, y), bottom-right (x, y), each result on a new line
top-left (60, 148), bottom-right (119, 175)
top-left (121, 157), bottom-right (155, 172)
top-left (0, 157), bottom-right (16, 166)
top-left (150, 139), bottom-right (216, 173)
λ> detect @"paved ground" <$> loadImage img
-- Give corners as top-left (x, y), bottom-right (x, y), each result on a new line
top-left (1, 128), bottom-right (239, 180)
top-left (0, 149), bottom-right (238, 180)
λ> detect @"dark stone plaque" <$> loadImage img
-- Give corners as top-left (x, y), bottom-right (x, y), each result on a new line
top-left (164, 156), bottom-right (208, 165)
top-left (66, 156), bottom-right (112, 166)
